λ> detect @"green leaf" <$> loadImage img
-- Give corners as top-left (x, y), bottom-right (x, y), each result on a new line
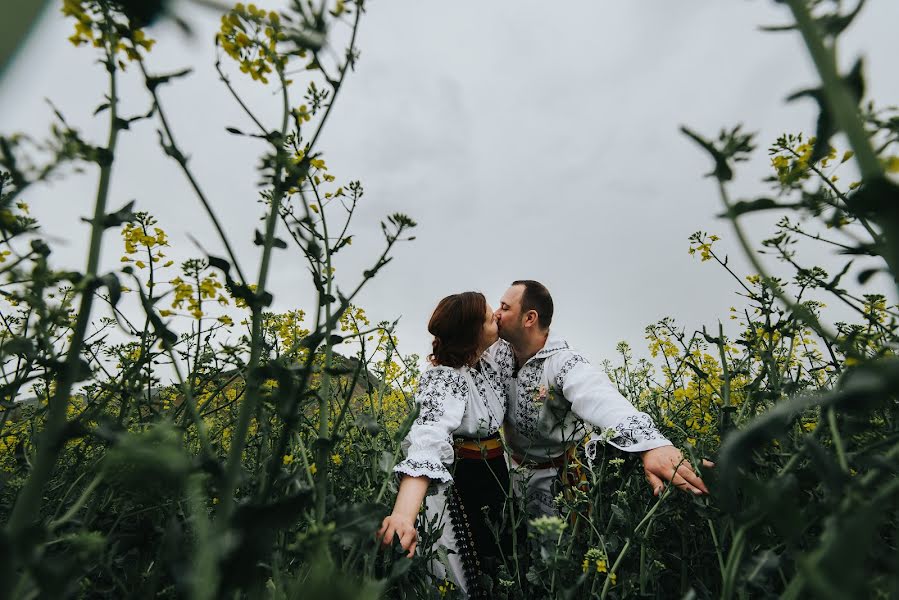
top-left (787, 59), bottom-right (865, 163)
top-left (101, 200), bottom-right (137, 228)
top-left (146, 68), bottom-right (193, 92)
top-left (98, 272), bottom-right (122, 307)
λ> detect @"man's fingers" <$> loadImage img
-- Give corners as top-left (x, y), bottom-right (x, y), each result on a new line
top-left (677, 463), bottom-right (710, 494)
top-left (671, 469), bottom-right (707, 495)
top-left (645, 471), bottom-right (665, 496)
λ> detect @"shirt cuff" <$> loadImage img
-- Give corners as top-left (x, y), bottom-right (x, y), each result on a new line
top-left (393, 457), bottom-right (452, 483)
top-left (585, 413), bottom-right (672, 459)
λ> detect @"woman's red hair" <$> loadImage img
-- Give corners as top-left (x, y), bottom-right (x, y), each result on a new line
top-left (428, 292), bottom-right (486, 368)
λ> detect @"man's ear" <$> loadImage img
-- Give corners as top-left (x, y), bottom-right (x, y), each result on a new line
top-left (524, 310), bottom-right (539, 328)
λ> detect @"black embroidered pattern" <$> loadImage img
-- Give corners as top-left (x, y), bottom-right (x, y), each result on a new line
top-left (394, 458), bottom-right (449, 480)
top-left (471, 361), bottom-right (504, 432)
top-left (415, 368), bottom-right (468, 426)
top-left (609, 413), bottom-right (664, 448)
top-left (447, 485), bottom-right (487, 599)
top-left (492, 341), bottom-right (515, 380)
top-left (555, 354), bottom-right (590, 391)
top-left (514, 362), bottom-right (545, 438)
top-left (533, 337), bottom-right (569, 359)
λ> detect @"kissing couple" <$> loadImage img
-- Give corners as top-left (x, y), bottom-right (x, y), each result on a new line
top-left (378, 280), bottom-right (711, 598)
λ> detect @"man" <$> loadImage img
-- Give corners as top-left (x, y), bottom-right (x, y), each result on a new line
top-left (488, 280), bottom-right (709, 517)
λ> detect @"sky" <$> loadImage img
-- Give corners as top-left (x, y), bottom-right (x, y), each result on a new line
top-left (1, 1), bottom-right (897, 369)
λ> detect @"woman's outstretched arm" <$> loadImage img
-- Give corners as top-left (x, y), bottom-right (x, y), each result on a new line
top-left (378, 475), bottom-right (430, 557)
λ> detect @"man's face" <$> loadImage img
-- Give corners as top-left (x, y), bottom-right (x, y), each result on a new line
top-left (494, 285), bottom-right (525, 342)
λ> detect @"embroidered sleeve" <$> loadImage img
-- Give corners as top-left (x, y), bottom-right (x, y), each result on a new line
top-left (394, 367), bottom-right (468, 482)
top-left (552, 351), bottom-right (671, 453)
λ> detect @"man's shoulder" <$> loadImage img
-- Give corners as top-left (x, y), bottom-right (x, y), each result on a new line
top-left (541, 335), bottom-right (594, 384)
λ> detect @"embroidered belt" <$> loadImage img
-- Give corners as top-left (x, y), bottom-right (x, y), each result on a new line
top-left (454, 434), bottom-right (504, 460)
top-left (511, 446), bottom-right (576, 470)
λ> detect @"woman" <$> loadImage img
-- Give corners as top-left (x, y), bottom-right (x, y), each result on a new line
top-left (378, 292), bottom-right (512, 598)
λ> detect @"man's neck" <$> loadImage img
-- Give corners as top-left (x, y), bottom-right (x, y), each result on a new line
top-left (511, 330), bottom-right (549, 369)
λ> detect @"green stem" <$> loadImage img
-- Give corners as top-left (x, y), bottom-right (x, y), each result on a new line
top-left (217, 72), bottom-right (290, 522)
top-left (826, 406), bottom-right (849, 472)
top-left (786, 0), bottom-right (899, 291)
top-left (48, 472), bottom-right (103, 531)
top-left (5, 39), bottom-right (120, 554)
top-left (721, 526), bottom-right (747, 600)
top-left (314, 178), bottom-right (334, 521)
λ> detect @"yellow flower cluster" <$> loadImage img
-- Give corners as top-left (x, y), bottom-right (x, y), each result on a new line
top-left (437, 580), bottom-right (455, 597)
top-left (218, 3), bottom-right (287, 84)
top-left (339, 305), bottom-right (370, 335)
top-left (62, 0), bottom-right (155, 62)
top-left (581, 548), bottom-right (617, 583)
top-left (121, 218), bottom-right (172, 274)
top-left (168, 272), bottom-right (227, 320)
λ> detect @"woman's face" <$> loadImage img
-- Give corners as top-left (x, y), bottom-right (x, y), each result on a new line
top-left (480, 303), bottom-right (499, 348)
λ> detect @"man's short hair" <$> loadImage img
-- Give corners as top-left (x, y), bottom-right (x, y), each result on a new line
top-left (511, 280), bottom-right (553, 329)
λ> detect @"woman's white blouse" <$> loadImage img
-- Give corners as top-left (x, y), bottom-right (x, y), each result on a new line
top-left (394, 357), bottom-right (505, 483)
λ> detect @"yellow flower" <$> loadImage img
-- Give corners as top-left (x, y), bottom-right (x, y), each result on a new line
top-left (309, 463), bottom-right (317, 475)
top-left (282, 454), bottom-right (294, 466)
top-left (331, 453), bottom-right (342, 465)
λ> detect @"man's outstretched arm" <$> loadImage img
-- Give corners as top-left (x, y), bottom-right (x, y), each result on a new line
top-left (557, 353), bottom-right (712, 496)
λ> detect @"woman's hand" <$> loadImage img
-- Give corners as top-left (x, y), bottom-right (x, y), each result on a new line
top-left (378, 513), bottom-right (418, 558)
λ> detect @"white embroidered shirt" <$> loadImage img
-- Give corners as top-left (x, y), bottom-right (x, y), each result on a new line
top-left (393, 356), bottom-right (506, 483)
top-left (487, 334), bottom-right (671, 461)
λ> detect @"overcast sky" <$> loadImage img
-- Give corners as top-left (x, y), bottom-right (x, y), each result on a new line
top-left (2, 1), bottom-right (897, 368)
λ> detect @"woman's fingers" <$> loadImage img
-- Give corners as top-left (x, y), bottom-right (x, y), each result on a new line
top-left (378, 516), bottom-right (417, 558)
top-left (379, 517), bottom-right (398, 547)
top-left (380, 525), bottom-right (396, 546)
top-left (399, 528), bottom-right (417, 555)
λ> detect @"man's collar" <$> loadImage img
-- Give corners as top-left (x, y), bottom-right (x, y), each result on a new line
top-left (532, 330), bottom-right (569, 359)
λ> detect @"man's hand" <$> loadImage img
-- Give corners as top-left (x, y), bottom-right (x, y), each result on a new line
top-left (641, 445), bottom-right (713, 496)
top-left (377, 514), bottom-right (418, 558)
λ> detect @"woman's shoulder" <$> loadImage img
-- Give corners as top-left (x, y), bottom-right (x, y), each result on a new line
top-left (418, 365), bottom-right (469, 393)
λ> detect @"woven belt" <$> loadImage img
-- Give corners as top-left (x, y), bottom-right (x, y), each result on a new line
top-left (511, 446), bottom-right (575, 470)
top-left (454, 435), bottom-right (504, 460)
